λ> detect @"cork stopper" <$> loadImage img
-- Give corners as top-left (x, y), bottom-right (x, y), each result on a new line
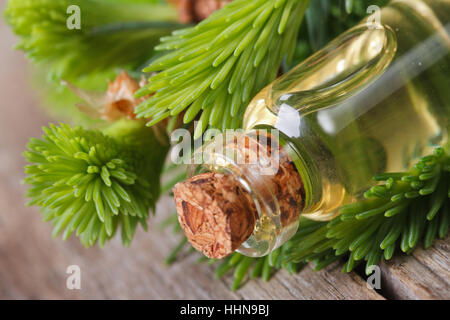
top-left (173, 132), bottom-right (305, 259)
top-left (173, 172), bottom-right (257, 259)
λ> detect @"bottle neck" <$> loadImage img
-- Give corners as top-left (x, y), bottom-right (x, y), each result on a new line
top-left (188, 130), bottom-right (304, 257)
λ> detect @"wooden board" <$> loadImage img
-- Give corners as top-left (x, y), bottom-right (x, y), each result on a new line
top-left (0, 4), bottom-right (447, 300)
top-left (380, 238), bottom-right (449, 300)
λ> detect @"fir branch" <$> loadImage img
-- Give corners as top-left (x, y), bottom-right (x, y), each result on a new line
top-left (317, 147), bottom-right (450, 275)
top-left (24, 120), bottom-right (169, 247)
top-left (5, 0), bottom-right (180, 81)
top-left (136, 0), bottom-right (310, 137)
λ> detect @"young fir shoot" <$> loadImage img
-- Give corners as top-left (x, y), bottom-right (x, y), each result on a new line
top-left (136, 0), bottom-right (310, 137)
top-left (165, 147), bottom-right (449, 290)
top-left (24, 120), bottom-right (169, 247)
top-left (4, 0), bottom-right (180, 81)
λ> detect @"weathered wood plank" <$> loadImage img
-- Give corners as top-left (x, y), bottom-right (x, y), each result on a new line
top-left (0, 188), bottom-right (385, 300)
top-left (227, 263), bottom-right (384, 300)
top-left (380, 237), bottom-right (450, 300)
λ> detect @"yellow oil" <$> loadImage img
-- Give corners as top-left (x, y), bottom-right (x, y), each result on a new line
top-left (244, 0), bottom-right (450, 221)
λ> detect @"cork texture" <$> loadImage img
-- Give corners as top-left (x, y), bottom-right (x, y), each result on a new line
top-left (173, 172), bottom-right (257, 259)
top-left (234, 132), bottom-right (305, 227)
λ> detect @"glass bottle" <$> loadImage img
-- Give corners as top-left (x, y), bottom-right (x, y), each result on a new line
top-left (187, 0), bottom-right (450, 257)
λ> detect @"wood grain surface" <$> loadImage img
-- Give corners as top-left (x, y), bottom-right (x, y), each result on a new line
top-left (0, 0), bottom-right (448, 300)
